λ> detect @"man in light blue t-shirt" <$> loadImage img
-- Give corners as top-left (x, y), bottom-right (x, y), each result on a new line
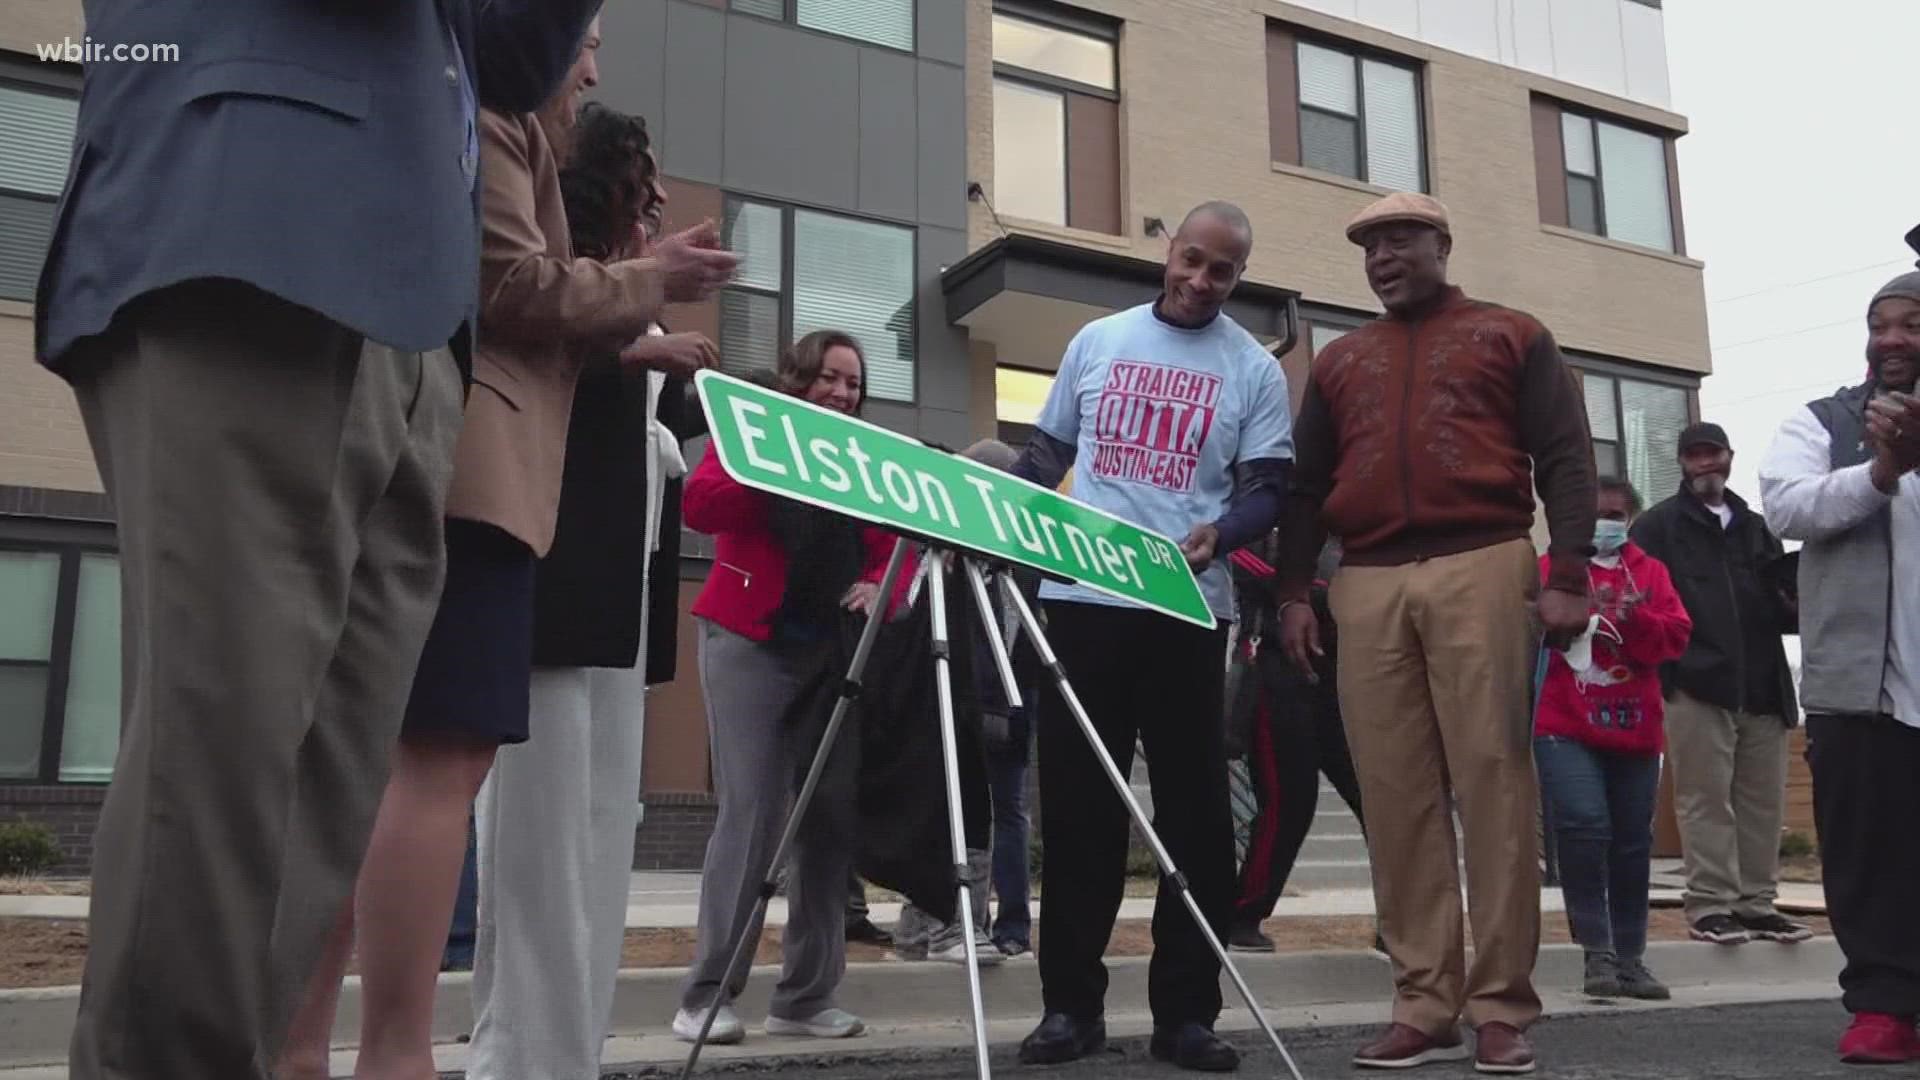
top-left (1010, 201), bottom-right (1293, 1074)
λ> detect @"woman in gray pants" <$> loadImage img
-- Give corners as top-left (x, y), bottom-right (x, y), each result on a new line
top-left (672, 332), bottom-right (916, 1044)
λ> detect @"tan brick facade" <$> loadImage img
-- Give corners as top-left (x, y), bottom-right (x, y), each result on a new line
top-left (964, 0), bottom-right (1710, 373)
top-left (0, 305), bottom-right (100, 494)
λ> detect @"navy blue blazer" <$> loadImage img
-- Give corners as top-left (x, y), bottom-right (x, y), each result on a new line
top-left (35, 0), bottom-right (602, 370)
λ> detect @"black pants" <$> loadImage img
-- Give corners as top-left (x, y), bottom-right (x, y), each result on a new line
top-left (1808, 713), bottom-right (1920, 1016)
top-left (1036, 601), bottom-right (1233, 1027)
top-left (1233, 650), bottom-right (1364, 925)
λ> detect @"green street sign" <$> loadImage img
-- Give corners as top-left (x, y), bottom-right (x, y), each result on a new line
top-left (696, 370), bottom-right (1212, 628)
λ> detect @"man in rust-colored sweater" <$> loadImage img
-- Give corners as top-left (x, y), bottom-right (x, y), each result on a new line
top-left (1278, 192), bottom-right (1596, 1076)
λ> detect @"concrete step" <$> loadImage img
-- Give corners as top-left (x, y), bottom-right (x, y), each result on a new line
top-left (1298, 831), bottom-right (1369, 862)
top-left (1280, 859), bottom-right (1379, 891)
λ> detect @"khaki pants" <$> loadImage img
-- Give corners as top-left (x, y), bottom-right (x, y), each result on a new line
top-left (1664, 689), bottom-right (1789, 921)
top-left (66, 282), bottom-right (462, 1079)
top-left (1329, 539), bottom-right (1542, 1034)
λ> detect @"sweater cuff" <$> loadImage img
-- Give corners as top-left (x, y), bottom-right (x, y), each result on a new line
top-left (1544, 551), bottom-right (1589, 596)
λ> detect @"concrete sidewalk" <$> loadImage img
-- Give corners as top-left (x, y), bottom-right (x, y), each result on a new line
top-left (0, 868), bottom-right (1827, 926)
top-left (0, 937), bottom-right (1845, 1076)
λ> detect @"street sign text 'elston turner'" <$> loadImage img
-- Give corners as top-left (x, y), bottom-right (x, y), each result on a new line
top-left (696, 370), bottom-right (1212, 627)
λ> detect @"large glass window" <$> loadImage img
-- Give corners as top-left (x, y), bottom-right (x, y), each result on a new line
top-left (991, 4), bottom-right (1120, 233)
top-left (718, 197), bottom-right (917, 401)
top-left (1555, 107), bottom-right (1676, 253)
top-left (0, 73), bottom-right (80, 302)
top-left (0, 539), bottom-right (121, 784)
top-left (734, 0), bottom-right (915, 52)
top-left (1291, 38), bottom-right (1425, 193)
top-left (1581, 370), bottom-right (1691, 498)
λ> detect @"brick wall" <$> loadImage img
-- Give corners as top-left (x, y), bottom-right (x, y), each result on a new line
top-left (963, 0), bottom-right (1710, 374)
top-left (0, 785), bottom-right (104, 875)
top-left (632, 791), bottom-right (718, 870)
top-left (1783, 727), bottom-right (1814, 842)
top-left (0, 308), bottom-right (102, 494)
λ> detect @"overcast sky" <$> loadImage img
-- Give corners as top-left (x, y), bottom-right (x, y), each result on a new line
top-left (1666, 0), bottom-right (1920, 505)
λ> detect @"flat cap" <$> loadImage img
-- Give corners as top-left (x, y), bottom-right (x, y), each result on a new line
top-left (1346, 192), bottom-right (1451, 245)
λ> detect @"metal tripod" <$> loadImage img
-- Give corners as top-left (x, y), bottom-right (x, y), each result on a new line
top-left (678, 538), bottom-right (1308, 1080)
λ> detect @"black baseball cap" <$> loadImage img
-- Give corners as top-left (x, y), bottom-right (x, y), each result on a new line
top-left (1678, 422), bottom-right (1730, 453)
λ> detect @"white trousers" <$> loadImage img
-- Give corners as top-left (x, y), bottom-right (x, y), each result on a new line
top-left (467, 662), bottom-right (649, 1080)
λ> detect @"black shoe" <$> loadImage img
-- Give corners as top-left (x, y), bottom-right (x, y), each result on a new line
top-left (1582, 952), bottom-right (1622, 998)
top-left (1615, 957), bottom-right (1671, 1000)
top-left (846, 918), bottom-right (894, 948)
top-left (1018, 1013), bottom-right (1106, 1065)
top-left (1150, 1023), bottom-right (1241, 1073)
top-left (1736, 912), bottom-right (1814, 943)
top-left (1228, 922), bottom-right (1275, 953)
top-left (1689, 914), bottom-right (1750, 945)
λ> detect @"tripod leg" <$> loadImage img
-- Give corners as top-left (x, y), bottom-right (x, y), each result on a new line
top-left (962, 559), bottom-right (1022, 710)
top-left (927, 554), bottom-right (994, 1080)
top-left (677, 540), bottom-right (911, 1079)
top-left (996, 575), bottom-right (1308, 1080)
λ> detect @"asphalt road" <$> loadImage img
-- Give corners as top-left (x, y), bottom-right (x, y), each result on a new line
top-left (610, 1000), bottom-right (1859, 1080)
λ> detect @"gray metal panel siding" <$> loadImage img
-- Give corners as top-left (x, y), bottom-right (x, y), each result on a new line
top-left (914, 225), bottom-right (971, 415)
top-left (663, 1), bottom-right (726, 184)
top-left (856, 49), bottom-right (920, 221)
top-left (914, 59), bottom-right (967, 229)
top-left (916, 0), bottom-right (967, 67)
top-left (723, 16), bottom-right (859, 207)
top-left (594, 0), bottom-right (667, 151)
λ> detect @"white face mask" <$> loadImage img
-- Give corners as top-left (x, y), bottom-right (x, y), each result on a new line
top-left (1593, 519), bottom-right (1630, 555)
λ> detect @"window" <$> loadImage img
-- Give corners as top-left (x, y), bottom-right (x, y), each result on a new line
top-left (732, 0), bottom-right (914, 52)
top-left (1309, 322), bottom-right (1351, 356)
top-left (718, 197), bottom-right (917, 402)
top-left (0, 541), bottom-right (120, 784)
top-left (991, 3), bottom-right (1120, 233)
top-left (1267, 26), bottom-right (1425, 193)
top-left (0, 70), bottom-right (79, 303)
top-left (1535, 99), bottom-right (1679, 253)
top-left (1581, 370), bottom-right (1692, 498)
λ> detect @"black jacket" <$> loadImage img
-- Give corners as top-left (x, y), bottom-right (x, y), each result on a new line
top-left (1631, 486), bottom-right (1799, 724)
top-left (531, 364), bottom-right (704, 676)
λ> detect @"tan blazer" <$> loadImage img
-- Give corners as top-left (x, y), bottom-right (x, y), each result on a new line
top-left (444, 108), bottom-right (667, 556)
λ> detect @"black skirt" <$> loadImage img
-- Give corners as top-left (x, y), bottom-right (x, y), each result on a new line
top-left (404, 518), bottom-right (536, 744)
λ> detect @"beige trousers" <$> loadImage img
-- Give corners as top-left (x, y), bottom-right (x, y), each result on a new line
top-left (1664, 689), bottom-right (1790, 921)
top-left (1330, 539), bottom-right (1543, 1034)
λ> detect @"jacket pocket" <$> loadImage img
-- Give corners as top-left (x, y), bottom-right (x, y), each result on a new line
top-left (179, 58), bottom-right (370, 122)
top-left (470, 355), bottom-right (523, 411)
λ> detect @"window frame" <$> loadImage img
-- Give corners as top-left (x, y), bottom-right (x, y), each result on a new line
top-left (990, 1), bottom-right (1121, 233)
top-left (1282, 29), bottom-right (1428, 193)
top-left (0, 517), bottom-right (117, 786)
top-left (1566, 356), bottom-right (1699, 496)
top-left (1537, 96), bottom-right (1683, 255)
top-left (717, 193), bottom-right (921, 404)
top-left (729, 0), bottom-right (918, 55)
top-left (0, 53), bottom-right (82, 304)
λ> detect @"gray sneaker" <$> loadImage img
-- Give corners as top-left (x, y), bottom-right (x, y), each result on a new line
top-left (1616, 957), bottom-right (1672, 1000)
top-left (1583, 951), bottom-right (1623, 998)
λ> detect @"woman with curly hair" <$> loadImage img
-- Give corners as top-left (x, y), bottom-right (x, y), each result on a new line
top-left (465, 100), bottom-right (721, 1080)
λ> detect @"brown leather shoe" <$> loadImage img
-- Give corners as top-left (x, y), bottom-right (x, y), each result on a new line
top-left (1352, 1023), bottom-right (1469, 1069)
top-left (1473, 1022), bottom-right (1537, 1075)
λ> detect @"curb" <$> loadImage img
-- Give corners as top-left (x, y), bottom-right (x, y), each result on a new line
top-left (0, 937), bottom-right (1842, 1070)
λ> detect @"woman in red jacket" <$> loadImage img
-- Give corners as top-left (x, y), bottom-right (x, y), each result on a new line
top-left (1536, 478), bottom-right (1692, 1002)
top-left (671, 330), bottom-right (913, 1047)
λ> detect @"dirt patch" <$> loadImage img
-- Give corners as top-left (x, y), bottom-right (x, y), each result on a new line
top-left (0, 908), bottom-right (1834, 991)
top-left (1779, 855), bottom-right (1823, 885)
top-left (0, 877), bottom-right (89, 897)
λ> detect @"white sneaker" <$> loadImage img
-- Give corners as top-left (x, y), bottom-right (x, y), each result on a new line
top-left (930, 936), bottom-right (1004, 966)
top-left (765, 1008), bottom-right (867, 1039)
top-left (672, 1004), bottom-right (746, 1045)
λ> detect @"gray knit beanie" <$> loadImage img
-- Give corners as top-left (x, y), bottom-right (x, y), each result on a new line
top-left (1871, 266), bottom-right (1920, 314)
top-left (961, 438), bottom-right (1019, 472)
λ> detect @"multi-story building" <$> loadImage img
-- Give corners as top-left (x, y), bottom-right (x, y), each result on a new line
top-left (1, 0), bottom-right (1734, 869)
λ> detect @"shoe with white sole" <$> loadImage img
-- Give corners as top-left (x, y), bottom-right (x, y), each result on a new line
top-left (765, 1008), bottom-right (867, 1039)
top-left (671, 1004), bottom-right (745, 1045)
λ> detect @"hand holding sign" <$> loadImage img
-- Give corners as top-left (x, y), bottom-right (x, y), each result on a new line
top-left (1178, 523), bottom-right (1220, 571)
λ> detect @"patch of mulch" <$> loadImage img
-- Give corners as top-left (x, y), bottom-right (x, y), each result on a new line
top-left (0, 909), bottom-right (1835, 991)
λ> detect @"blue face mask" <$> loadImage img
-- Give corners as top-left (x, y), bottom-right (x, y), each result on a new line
top-left (1594, 519), bottom-right (1630, 555)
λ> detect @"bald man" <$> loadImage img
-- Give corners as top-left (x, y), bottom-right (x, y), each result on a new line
top-left (1011, 201), bottom-right (1293, 1073)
